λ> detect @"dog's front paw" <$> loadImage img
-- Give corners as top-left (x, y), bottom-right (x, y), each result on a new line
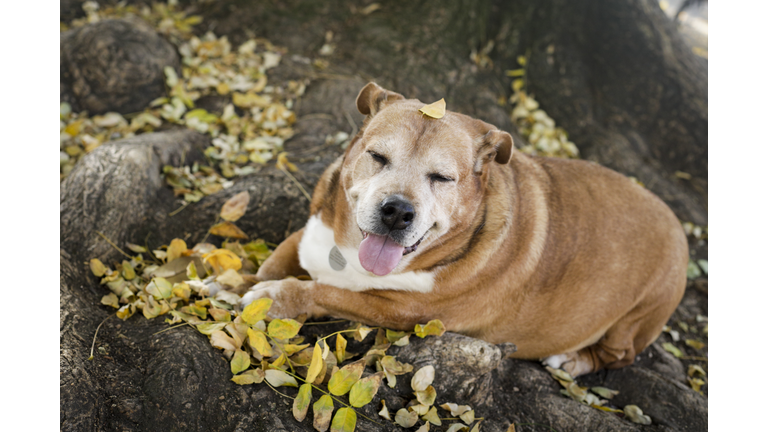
top-left (239, 279), bottom-right (308, 319)
top-left (542, 351), bottom-right (593, 377)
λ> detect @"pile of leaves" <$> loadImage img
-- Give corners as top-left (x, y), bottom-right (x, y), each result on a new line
top-left (61, 0), bottom-right (307, 203)
top-left (504, 55), bottom-right (579, 159)
top-left (89, 192), bottom-right (487, 431)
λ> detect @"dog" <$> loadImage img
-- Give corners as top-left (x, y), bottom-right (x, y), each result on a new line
top-left (240, 82), bottom-right (688, 376)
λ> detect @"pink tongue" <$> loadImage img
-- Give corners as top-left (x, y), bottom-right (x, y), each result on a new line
top-left (358, 233), bottom-right (405, 276)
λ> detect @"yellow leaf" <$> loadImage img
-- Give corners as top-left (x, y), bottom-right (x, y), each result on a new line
top-left (305, 342), bottom-right (325, 384)
top-left (167, 239), bottom-right (188, 262)
top-left (688, 377), bottom-right (706, 393)
top-left (685, 339), bottom-right (706, 350)
top-left (186, 261), bottom-right (200, 280)
top-left (210, 222), bottom-right (249, 239)
top-left (517, 55), bottom-right (527, 66)
top-left (275, 152), bottom-right (298, 172)
top-left (422, 406), bottom-right (441, 426)
top-left (590, 386), bottom-right (619, 399)
top-left (264, 369), bottom-right (298, 387)
top-left (688, 364), bottom-right (706, 377)
top-left (204, 248), bottom-right (242, 274)
top-left (126, 243), bottom-right (147, 253)
top-left (248, 328), bottom-right (273, 356)
top-left (293, 383), bottom-right (313, 422)
top-left (313, 394), bottom-right (334, 432)
top-left (268, 318), bottom-right (303, 340)
top-left (172, 282), bottom-right (191, 300)
top-left (414, 320), bottom-right (446, 338)
top-left (415, 385), bottom-right (436, 406)
top-left (349, 372), bottom-right (383, 407)
top-left (379, 400), bottom-right (391, 420)
top-left (241, 298), bottom-right (272, 325)
top-left (209, 308), bottom-right (232, 322)
top-left (272, 353), bottom-right (287, 368)
top-left (505, 68), bottom-right (526, 77)
top-left (336, 334), bottom-right (347, 363)
top-left (624, 404), bottom-right (652, 425)
top-left (394, 408), bottom-right (418, 428)
top-left (440, 403), bottom-right (472, 417)
top-left (282, 343), bottom-right (310, 356)
top-left (512, 79), bottom-right (525, 92)
top-left (231, 368), bottom-right (265, 385)
top-left (459, 409), bottom-right (475, 424)
top-left (90, 258), bottom-right (108, 277)
top-left (328, 360), bottom-right (365, 396)
top-left (418, 98), bottom-right (446, 119)
top-left (146, 278), bottom-right (173, 300)
top-left (231, 349), bottom-right (251, 374)
top-left (220, 191), bottom-right (250, 222)
top-left (330, 407), bottom-right (357, 432)
top-left (143, 295), bottom-right (163, 319)
top-left (197, 322), bottom-right (227, 335)
top-left (101, 293), bottom-right (119, 309)
top-left (662, 342), bottom-right (683, 358)
top-left (116, 304), bottom-right (135, 320)
top-left (216, 268), bottom-right (245, 288)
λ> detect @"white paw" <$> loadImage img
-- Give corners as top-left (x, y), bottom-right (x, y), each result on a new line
top-left (240, 281), bottom-right (282, 308)
top-left (238, 280), bottom-right (302, 319)
top-left (542, 353), bottom-right (568, 369)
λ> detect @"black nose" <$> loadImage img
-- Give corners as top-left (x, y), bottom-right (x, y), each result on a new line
top-left (380, 196), bottom-right (415, 231)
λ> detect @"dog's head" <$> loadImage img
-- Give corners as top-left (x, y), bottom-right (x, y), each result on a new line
top-left (339, 82), bottom-right (514, 276)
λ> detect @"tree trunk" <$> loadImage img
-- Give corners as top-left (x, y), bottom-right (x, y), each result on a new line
top-left (60, 0), bottom-right (707, 431)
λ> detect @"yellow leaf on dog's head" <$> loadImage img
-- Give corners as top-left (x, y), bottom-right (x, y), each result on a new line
top-left (419, 98), bottom-right (446, 119)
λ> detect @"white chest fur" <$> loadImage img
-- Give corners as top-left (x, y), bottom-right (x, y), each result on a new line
top-left (297, 215), bottom-right (435, 292)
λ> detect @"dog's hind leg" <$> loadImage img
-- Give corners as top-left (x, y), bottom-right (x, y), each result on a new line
top-left (544, 296), bottom-right (677, 377)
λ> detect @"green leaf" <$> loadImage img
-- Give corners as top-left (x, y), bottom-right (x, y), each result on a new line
top-left (328, 360), bottom-right (365, 396)
top-left (697, 259), bottom-right (708, 275)
top-left (267, 318), bottom-right (302, 340)
top-left (264, 369), bottom-right (298, 387)
top-left (414, 320), bottom-right (446, 338)
top-left (231, 369), bottom-right (264, 385)
top-left (186, 261), bottom-right (199, 280)
top-left (241, 298), bottom-right (272, 325)
top-left (349, 372), bottom-right (383, 408)
top-left (293, 383), bottom-right (313, 422)
top-left (247, 328), bottom-right (273, 357)
top-left (305, 342), bottom-right (325, 384)
top-left (330, 407), bottom-right (357, 432)
top-left (146, 277), bottom-right (173, 300)
top-left (313, 394), bottom-right (334, 432)
top-left (686, 260), bottom-right (702, 279)
top-left (662, 342), bottom-right (683, 358)
top-left (231, 349), bottom-right (250, 374)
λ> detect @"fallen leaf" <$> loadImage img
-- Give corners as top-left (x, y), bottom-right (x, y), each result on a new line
top-left (167, 238), bottom-right (188, 262)
top-left (379, 400), bottom-right (391, 420)
top-left (336, 334), bottom-right (347, 363)
top-left (197, 322), bottom-right (227, 335)
top-left (126, 243), bottom-right (147, 253)
top-left (624, 404), bottom-right (652, 425)
top-left (419, 98), bottom-right (446, 119)
top-left (90, 258), bottom-right (108, 277)
top-left (459, 409), bottom-right (475, 424)
top-left (210, 221), bottom-right (249, 239)
top-left (688, 377), bottom-right (706, 393)
top-left (210, 330), bottom-right (237, 354)
top-left (293, 383), bottom-right (312, 422)
top-left (268, 318), bottom-right (302, 340)
top-left (248, 328), bottom-right (273, 357)
top-left (264, 369), bottom-right (298, 387)
top-left (313, 394), bottom-right (334, 432)
top-left (411, 365), bottom-right (435, 391)
top-left (422, 406), bottom-right (442, 426)
top-left (231, 368), bottom-right (265, 385)
top-left (101, 293), bottom-right (119, 309)
top-left (545, 366), bottom-right (573, 382)
top-left (662, 342), bottom-right (683, 358)
top-left (590, 386), bottom-right (619, 399)
top-left (414, 320), bottom-right (446, 338)
top-left (204, 248), bottom-right (242, 273)
top-left (685, 339), bottom-right (706, 350)
top-left (416, 385), bottom-right (437, 406)
top-left (394, 408), bottom-right (419, 428)
top-left (446, 424), bottom-right (469, 432)
top-left (440, 403), bottom-right (472, 417)
top-left (349, 372), bottom-right (383, 407)
top-left (351, 323), bottom-right (373, 341)
top-left (470, 421), bottom-right (482, 432)
top-left (241, 298), bottom-right (273, 325)
top-left (306, 342), bottom-right (325, 384)
top-left (330, 407), bottom-right (357, 432)
top-left (231, 349), bottom-right (251, 374)
top-left (329, 360), bottom-right (365, 396)
top-left (688, 364), bottom-right (706, 377)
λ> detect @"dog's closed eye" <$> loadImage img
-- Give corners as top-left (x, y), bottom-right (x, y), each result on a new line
top-left (368, 151), bottom-right (388, 166)
top-left (429, 173), bottom-right (454, 183)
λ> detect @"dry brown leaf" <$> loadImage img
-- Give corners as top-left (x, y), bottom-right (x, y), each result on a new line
top-left (220, 191), bottom-right (250, 222)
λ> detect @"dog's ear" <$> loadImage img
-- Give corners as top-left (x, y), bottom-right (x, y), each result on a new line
top-left (356, 82), bottom-right (405, 116)
top-left (474, 128), bottom-right (514, 174)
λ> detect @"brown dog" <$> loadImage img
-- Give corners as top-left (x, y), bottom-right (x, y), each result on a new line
top-left (240, 82), bottom-right (688, 376)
